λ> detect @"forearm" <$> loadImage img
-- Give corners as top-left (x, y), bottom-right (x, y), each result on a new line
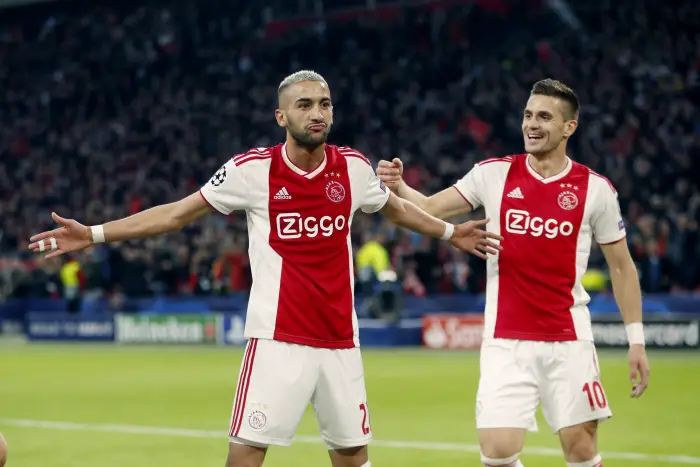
top-left (609, 261), bottom-right (646, 346)
top-left (99, 203), bottom-right (184, 243)
top-left (384, 196), bottom-right (451, 239)
top-left (396, 181), bottom-right (471, 220)
top-left (396, 181), bottom-right (430, 212)
top-left (609, 264), bottom-right (643, 324)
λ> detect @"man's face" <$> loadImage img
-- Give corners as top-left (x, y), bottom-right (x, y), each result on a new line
top-left (522, 94), bottom-right (577, 155)
top-left (276, 81), bottom-right (333, 149)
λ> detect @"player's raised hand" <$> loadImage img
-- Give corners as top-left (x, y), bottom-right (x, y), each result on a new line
top-left (28, 212), bottom-right (92, 259)
top-left (628, 344), bottom-right (650, 398)
top-left (448, 218), bottom-right (504, 260)
top-left (376, 158), bottom-right (403, 191)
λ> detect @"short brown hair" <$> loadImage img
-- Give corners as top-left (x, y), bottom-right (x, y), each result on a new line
top-left (531, 78), bottom-right (579, 120)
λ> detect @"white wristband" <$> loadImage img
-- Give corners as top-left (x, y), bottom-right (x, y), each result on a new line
top-left (625, 322), bottom-right (645, 346)
top-left (91, 225), bottom-right (105, 244)
top-left (441, 223), bottom-right (455, 240)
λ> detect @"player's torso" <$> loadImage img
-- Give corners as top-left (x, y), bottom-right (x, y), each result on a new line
top-left (481, 155), bottom-right (595, 341)
top-left (242, 144), bottom-right (365, 348)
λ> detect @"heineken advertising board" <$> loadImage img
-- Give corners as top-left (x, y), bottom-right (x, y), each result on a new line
top-left (115, 314), bottom-right (217, 344)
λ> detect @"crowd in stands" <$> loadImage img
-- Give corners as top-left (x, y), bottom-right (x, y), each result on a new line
top-left (1, 0), bottom-right (699, 303)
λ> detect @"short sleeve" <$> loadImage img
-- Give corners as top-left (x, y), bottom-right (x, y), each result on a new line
top-left (453, 164), bottom-right (483, 210)
top-left (199, 159), bottom-right (250, 214)
top-left (361, 164), bottom-right (391, 214)
top-left (592, 184), bottom-right (626, 245)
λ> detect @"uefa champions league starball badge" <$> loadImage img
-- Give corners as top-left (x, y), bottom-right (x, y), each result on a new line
top-left (210, 165), bottom-right (227, 186)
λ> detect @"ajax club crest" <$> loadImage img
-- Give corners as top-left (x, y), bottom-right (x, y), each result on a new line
top-left (557, 191), bottom-right (578, 211)
top-left (325, 181), bottom-right (346, 203)
top-left (249, 410), bottom-right (267, 430)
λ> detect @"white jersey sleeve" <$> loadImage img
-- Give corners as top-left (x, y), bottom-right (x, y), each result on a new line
top-left (345, 153), bottom-right (390, 214)
top-left (590, 176), bottom-right (626, 245)
top-left (453, 163), bottom-right (485, 209)
top-left (200, 159), bottom-right (251, 214)
top-left (361, 169), bottom-right (391, 213)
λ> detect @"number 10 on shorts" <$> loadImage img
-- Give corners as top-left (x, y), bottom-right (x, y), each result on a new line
top-left (359, 402), bottom-right (371, 435)
top-left (582, 381), bottom-right (607, 411)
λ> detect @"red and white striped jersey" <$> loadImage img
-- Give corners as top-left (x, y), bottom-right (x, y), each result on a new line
top-left (454, 154), bottom-right (626, 341)
top-left (200, 143), bottom-right (389, 349)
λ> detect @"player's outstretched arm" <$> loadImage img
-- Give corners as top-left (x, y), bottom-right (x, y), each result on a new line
top-left (376, 158), bottom-right (471, 220)
top-left (379, 192), bottom-right (502, 259)
top-left (28, 192), bottom-right (213, 259)
top-left (601, 239), bottom-right (650, 398)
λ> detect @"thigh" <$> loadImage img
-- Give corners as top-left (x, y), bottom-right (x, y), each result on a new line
top-left (312, 347), bottom-right (372, 449)
top-left (478, 428), bottom-right (527, 460)
top-left (540, 341), bottom-right (613, 434)
top-left (229, 338), bottom-right (318, 447)
top-left (558, 420), bottom-right (600, 463)
top-left (477, 339), bottom-right (540, 432)
top-left (225, 442), bottom-right (266, 467)
top-left (328, 446), bottom-right (370, 467)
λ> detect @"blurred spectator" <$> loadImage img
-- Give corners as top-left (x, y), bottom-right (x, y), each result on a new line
top-left (638, 239), bottom-right (673, 293)
top-left (0, 0), bottom-right (698, 298)
top-left (356, 232), bottom-right (391, 289)
top-left (59, 255), bottom-right (83, 312)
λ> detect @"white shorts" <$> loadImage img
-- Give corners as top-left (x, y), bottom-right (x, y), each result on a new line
top-left (228, 338), bottom-right (372, 449)
top-left (476, 339), bottom-right (612, 434)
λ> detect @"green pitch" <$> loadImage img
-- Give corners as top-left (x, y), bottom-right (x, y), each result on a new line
top-left (1, 343), bottom-right (699, 466)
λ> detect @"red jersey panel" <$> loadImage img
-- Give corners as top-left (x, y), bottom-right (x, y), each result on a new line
top-left (268, 146), bottom-right (355, 347)
top-left (496, 156), bottom-right (589, 340)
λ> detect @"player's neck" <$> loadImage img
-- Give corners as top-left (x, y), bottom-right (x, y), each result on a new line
top-left (285, 140), bottom-right (326, 172)
top-left (527, 150), bottom-right (569, 179)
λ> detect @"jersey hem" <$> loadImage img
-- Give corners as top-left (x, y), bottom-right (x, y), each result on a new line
top-left (362, 190), bottom-right (390, 214)
top-left (452, 185), bottom-right (475, 211)
top-left (491, 331), bottom-right (592, 342)
top-left (199, 189), bottom-right (229, 216)
top-left (598, 234), bottom-right (627, 246)
top-left (246, 332), bottom-right (358, 349)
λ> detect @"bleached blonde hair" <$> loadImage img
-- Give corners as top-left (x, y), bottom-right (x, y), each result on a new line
top-left (278, 70), bottom-right (329, 96)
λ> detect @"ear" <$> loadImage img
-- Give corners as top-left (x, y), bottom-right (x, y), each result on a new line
top-left (274, 109), bottom-right (286, 128)
top-left (563, 119), bottom-right (578, 138)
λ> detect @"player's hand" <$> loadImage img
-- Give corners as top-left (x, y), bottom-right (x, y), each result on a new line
top-left (448, 218), bottom-right (504, 260)
top-left (28, 212), bottom-right (92, 259)
top-left (376, 158), bottom-right (403, 192)
top-left (628, 344), bottom-right (650, 398)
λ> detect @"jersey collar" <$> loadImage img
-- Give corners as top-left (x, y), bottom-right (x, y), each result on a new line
top-left (282, 143), bottom-right (327, 179)
top-left (526, 154), bottom-right (572, 184)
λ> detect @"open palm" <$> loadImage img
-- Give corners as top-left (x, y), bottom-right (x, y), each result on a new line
top-left (28, 212), bottom-right (92, 259)
top-left (449, 218), bottom-right (503, 259)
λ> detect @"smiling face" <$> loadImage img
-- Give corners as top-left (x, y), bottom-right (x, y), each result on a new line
top-left (522, 79), bottom-right (580, 157)
top-left (275, 80), bottom-right (333, 150)
top-left (522, 94), bottom-right (578, 156)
